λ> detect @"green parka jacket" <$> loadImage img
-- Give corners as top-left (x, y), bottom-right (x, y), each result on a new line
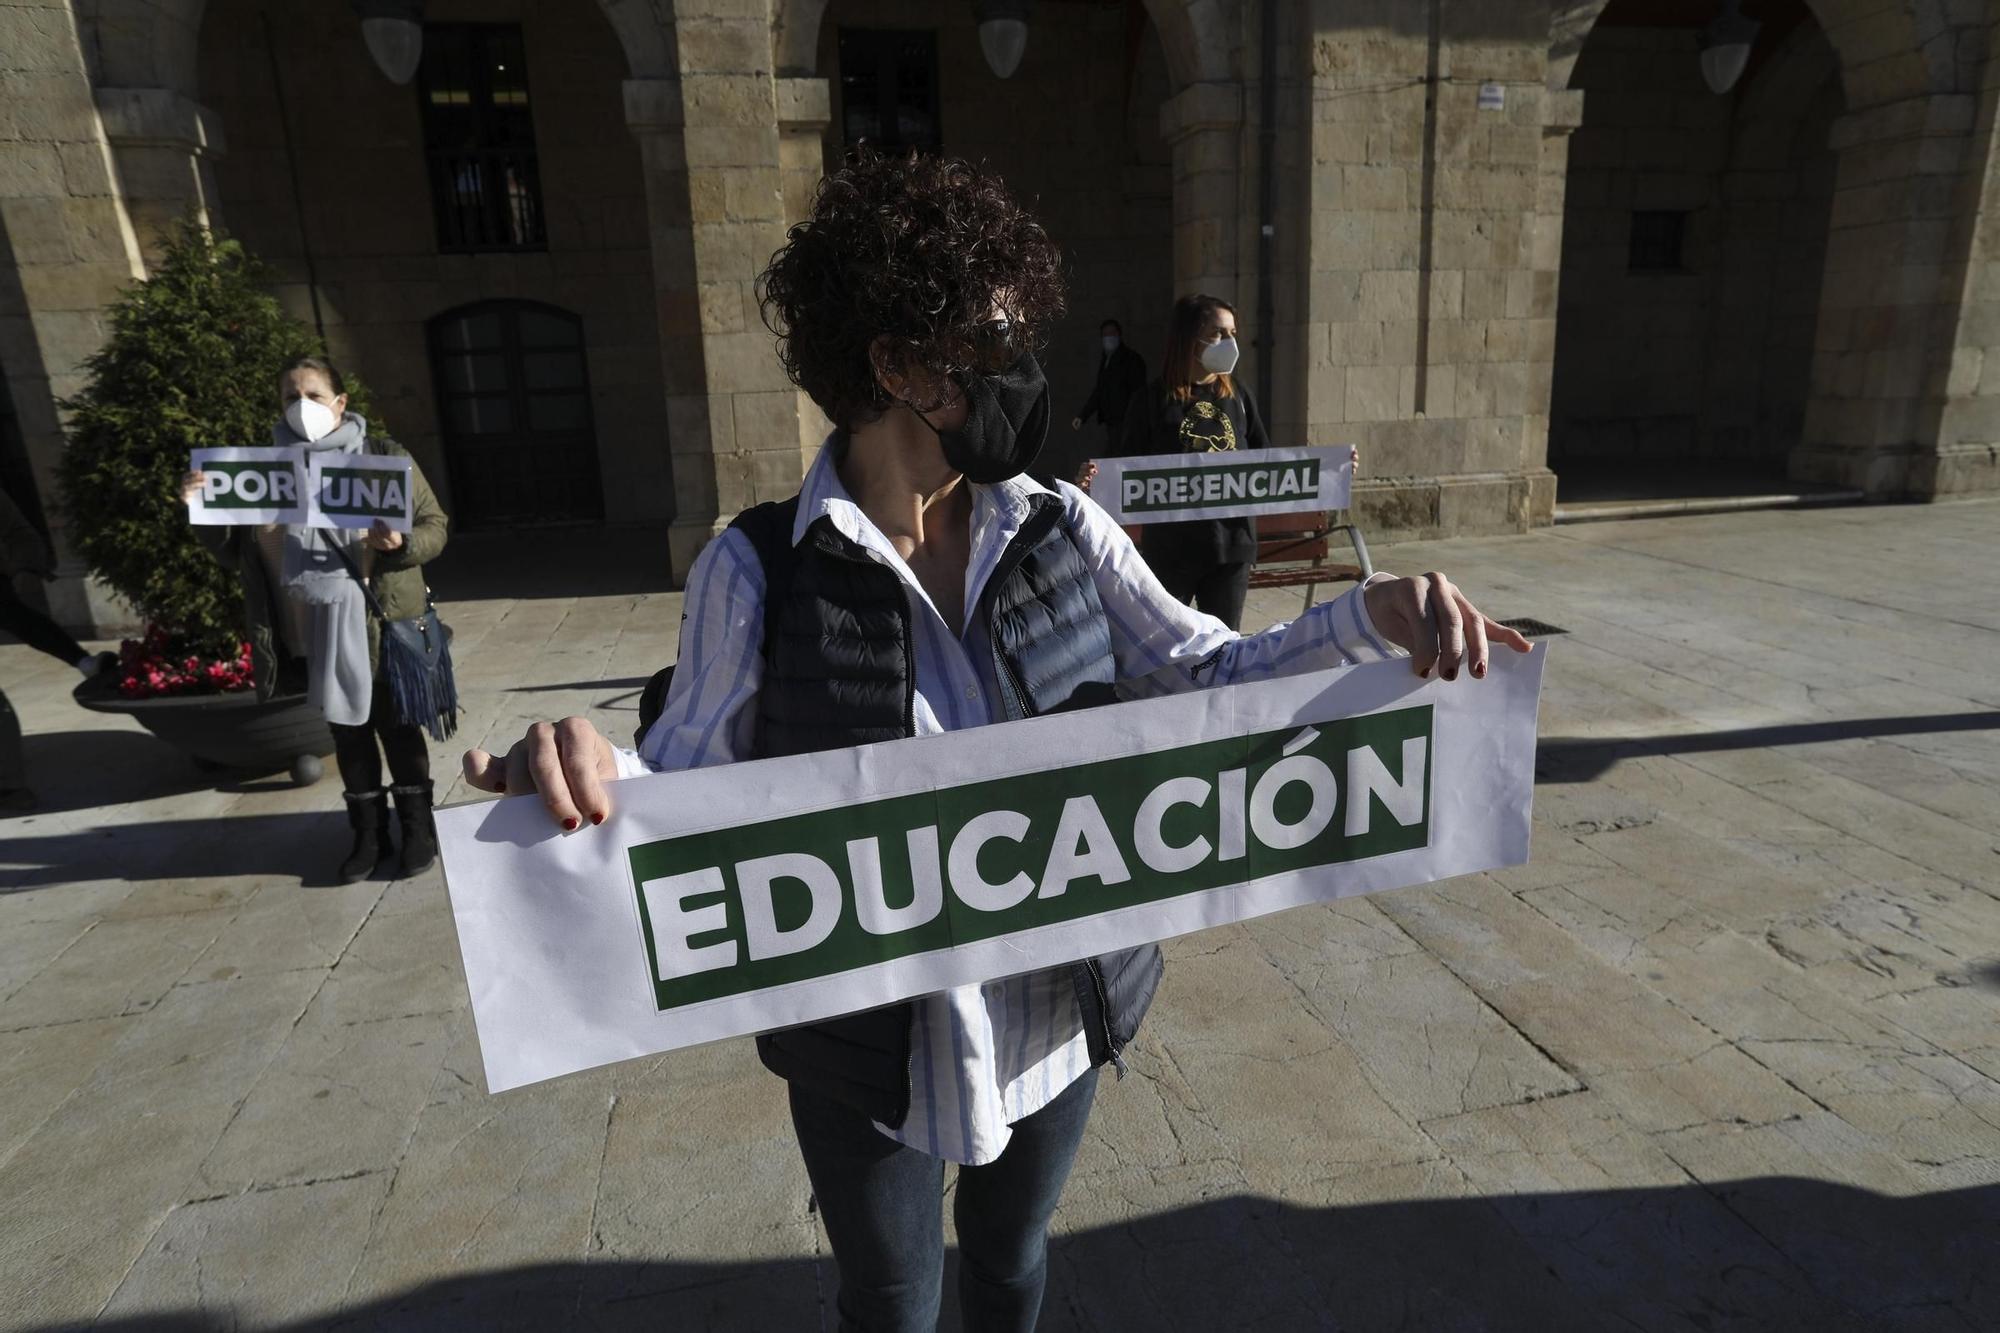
top-left (200, 434), bottom-right (449, 701)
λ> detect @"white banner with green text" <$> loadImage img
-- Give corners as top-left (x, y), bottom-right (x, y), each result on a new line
top-left (185, 447), bottom-right (413, 531)
top-left (437, 648), bottom-right (1546, 1094)
top-left (1089, 445), bottom-right (1353, 525)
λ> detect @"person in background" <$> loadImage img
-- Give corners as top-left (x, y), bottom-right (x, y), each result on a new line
top-left (181, 356), bottom-right (448, 882)
top-left (1068, 318), bottom-right (1147, 456)
top-left (1, 483), bottom-right (116, 683)
top-left (1, 483), bottom-right (118, 810)
top-left (1111, 294), bottom-right (1267, 631)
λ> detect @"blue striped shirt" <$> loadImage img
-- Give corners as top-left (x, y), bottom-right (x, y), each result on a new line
top-left (618, 441), bottom-right (1398, 1164)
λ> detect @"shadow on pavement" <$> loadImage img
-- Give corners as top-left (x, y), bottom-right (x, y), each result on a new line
top-left (2, 811), bottom-right (345, 890)
top-left (426, 526), bottom-right (675, 603)
top-left (42, 1178), bottom-right (2000, 1331)
top-left (505, 677), bottom-right (656, 694)
top-left (1538, 710), bottom-right (2000, 782)
top-left (9, 729), bottom-right (219, 815)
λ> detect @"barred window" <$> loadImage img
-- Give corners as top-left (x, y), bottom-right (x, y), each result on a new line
top-left (429, 302), bottom-right (603, 528)
top-left (838, 29), bottom-right (942, 150)
top-left (419, 25), bottom-right (546, 252)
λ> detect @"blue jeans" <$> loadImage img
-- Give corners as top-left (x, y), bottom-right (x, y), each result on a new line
top-left (788, 1065), bottom-right (1100, 1333)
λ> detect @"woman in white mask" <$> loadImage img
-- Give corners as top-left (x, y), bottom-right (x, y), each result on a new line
top-left (182, 356), bottom-right (450, 882)
top-left (1110, 294), bottom-right (1269, 630)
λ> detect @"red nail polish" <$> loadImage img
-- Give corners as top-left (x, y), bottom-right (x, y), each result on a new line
top-left (494, 780), bottom-right (506, 792)
top-left (591, 812), bottom-right (605, 827)
top-left (563, 817), bottom-right (579, 832)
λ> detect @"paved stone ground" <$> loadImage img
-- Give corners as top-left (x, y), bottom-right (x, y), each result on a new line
top-left (4, 499), bottom-right (1998, 1331)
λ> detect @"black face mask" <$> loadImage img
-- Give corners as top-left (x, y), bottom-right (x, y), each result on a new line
top-left (908, 350), bottom-right (1051, 484)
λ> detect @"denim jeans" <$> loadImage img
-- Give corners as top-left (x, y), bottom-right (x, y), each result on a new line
top-left (788, 1065), bottom-right (1100, 1333)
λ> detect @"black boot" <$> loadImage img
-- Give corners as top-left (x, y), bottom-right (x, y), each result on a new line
top-left (339, 790), bottom-right (389, 884)
top-left (391, 780), bottom-right (437, 878)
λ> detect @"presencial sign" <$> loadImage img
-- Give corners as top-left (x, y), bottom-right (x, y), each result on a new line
top-left (1089, 446), bottom-right (1353, 525)
top-left (185, 448), bottom-right (413, 532)
top-left (186, 448), bottom-right (302, 526)
top-left (437, 649), bottom-right (1546, 1094)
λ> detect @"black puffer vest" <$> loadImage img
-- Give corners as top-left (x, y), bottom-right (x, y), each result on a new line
top-left (732, 490), bottom-right (1165, 1128)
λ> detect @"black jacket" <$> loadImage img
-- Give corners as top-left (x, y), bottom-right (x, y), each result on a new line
top-left (728, 491), bottom-right (1165, 1128)
top-left (1077, 344), bottom-right (1148, 428)
top-left (1116, 379), bottom-right (1271, 566)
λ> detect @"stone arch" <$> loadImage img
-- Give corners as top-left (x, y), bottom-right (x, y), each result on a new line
top-left (768, 0), bottom-right (1223, 90)
top-left (593, 0), bottom-right (680, 79)
top-left (1732, 16), bottom-right (1842, 129)
top-left (1550, 0), bottom-right (1974, 111)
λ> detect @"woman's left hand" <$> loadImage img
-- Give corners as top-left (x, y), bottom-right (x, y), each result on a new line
top-left (366, 520), bottom-right (405, 552)
top-left (1363, 571), bottom-right (1531, 681)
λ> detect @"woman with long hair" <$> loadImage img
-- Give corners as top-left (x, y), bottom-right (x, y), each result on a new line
top-left (1115, 293), bottom-right (1266, 631)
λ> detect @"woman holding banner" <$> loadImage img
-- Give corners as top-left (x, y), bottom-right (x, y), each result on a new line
top-left (463, 150), bottom-right (1526, 1333)
top-left (1097, 294), bottom-right (1358, 632)
top-left (182, 356), bottom-right (449, 882)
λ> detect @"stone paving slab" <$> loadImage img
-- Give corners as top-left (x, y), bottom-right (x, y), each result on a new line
top-left (2, 498), bottom-right (1998, 1330)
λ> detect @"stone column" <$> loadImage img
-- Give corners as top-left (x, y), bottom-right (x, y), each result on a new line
top-left (1515, 88), bottom-right (1582, 527)
top-left (625, 4), bottom-right (814, 582)
top-left (1796, 93), bottom-right (1978, 497)
top-left (1160, 81), bottom-right (1246, 299)
top-left (0, 5), bottom-right (149, 634)
top-left (776, 75), bottom-right (834, 474)
top-left (1293, 0), bottom-right (1564, 540)
top-left (1920, 55), bottom-right (2000, 501)
top-left (94, 87), bottom-right (227, 265)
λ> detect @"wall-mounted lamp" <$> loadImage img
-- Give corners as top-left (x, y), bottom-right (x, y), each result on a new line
top-left (974, 0), bottom-right (1031, 80)
top-left (1698, 0), bottom-right (1761, 95)
top-left (354, 0), bottom-right (425, 85)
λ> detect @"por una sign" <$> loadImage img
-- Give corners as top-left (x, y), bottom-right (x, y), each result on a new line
top-left (186, 446), bottom-right (413, 532)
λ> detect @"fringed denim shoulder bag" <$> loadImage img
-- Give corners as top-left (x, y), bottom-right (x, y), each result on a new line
top-left (329, 542), bottom-right (461, 742)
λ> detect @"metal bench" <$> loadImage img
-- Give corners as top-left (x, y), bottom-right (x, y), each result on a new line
top-left (1246, 510), bottom-right (1374, 612)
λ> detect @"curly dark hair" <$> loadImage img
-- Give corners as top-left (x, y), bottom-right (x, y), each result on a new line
top-left (758, 149), bottom-right (1066, 430)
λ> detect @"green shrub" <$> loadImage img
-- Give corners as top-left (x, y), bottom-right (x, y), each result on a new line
top-left (56, 224), bottom-right (372, 656)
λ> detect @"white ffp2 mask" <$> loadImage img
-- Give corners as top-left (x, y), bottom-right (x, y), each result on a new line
top-left (285, 398), bottom-right (339, 443)
top-left (1199, 336), bottom-right (1240, 375)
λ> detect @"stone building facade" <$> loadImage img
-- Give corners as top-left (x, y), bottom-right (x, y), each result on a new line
top-left (3, 0), bottom-right (1997, 632)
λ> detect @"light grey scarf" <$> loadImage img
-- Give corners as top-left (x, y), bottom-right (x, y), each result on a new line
top-left (274, 412), bottom-right (373, 728)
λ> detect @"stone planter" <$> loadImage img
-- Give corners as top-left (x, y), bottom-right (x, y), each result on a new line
top-left (74, 684), bottom-right (335, 785)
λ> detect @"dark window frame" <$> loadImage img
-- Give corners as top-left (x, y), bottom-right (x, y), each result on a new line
top-left (837, 27), bottom-right (943, 151)
top-left (418, 23), bottom-right (548, 254)
top-left (427, 299), bottom-right (604, 530)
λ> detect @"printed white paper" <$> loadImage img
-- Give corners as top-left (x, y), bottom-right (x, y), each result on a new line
top-left (1089, 446), bottom-right (1354, 525)
top-left (187, 447), bottom-right (302, 526)
top-left (438, 649), bottom-right (1547, 1095)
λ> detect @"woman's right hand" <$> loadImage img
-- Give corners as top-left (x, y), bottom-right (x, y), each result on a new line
top-left (463, 718), bottom-right (621, 831)
top-left (180, 470), bottom-right (206, 505)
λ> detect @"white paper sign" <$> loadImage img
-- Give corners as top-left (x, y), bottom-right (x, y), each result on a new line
top-left (437, 649), bottom-right (1546, 1095)
top-left (1090, 446), bottom-right (1354, 525)
top-left (306, 452), bottom-right (413, 533)
top-left (187, 447), bottom-right (303, 526)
